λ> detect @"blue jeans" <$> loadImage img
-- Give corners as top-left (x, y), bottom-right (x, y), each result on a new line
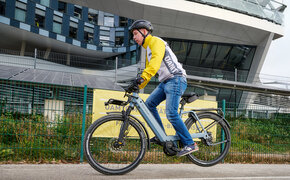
top-left (145, 76), bottom-right (194, 146)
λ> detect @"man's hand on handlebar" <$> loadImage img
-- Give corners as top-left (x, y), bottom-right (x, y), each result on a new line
top-left (125, 77), bottom-right (144, 93)
top-left (134, 77), bottom-right (144, 85)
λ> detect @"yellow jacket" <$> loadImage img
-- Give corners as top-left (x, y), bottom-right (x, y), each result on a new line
top-left (139, 34), bottom-right (186, 89)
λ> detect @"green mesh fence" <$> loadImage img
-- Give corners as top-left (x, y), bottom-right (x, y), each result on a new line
top-left (0, 79), bottom-right (93, 163)
top-left (222, 102), bottom-right (290, 164)
top-left (0, 79), bottom-right (289, 164)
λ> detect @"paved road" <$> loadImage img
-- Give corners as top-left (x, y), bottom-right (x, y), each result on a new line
top-left (1, 163), bottom-right (290, 180)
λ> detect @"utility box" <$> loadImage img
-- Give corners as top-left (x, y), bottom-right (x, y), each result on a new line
top-left (44, 99), bottom-right (64, 123)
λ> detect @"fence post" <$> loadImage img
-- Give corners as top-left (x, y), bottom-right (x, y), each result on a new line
top-left (221, 99), bottom-right (226, 163)
top-left (34, 48), bottom-right (37, 69)
top-left (80, 85), bottom-right (87, 163)
top-left (115, 56), bottom-right (118, 84)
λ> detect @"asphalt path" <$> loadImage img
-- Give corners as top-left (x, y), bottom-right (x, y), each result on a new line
top-left (1, 163), bottom-right (290, 180)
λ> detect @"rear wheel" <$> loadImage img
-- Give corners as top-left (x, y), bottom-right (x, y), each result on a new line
top-left (83, 115), bottom-right (146, 175)
top-left (184, 112), bottom-right (231, 166)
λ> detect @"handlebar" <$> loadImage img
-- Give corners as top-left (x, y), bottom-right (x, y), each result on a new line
top-left (124, 81), bottom-right (140, 94)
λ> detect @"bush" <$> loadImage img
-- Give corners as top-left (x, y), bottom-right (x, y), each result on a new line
top-left (0, 112), bottom-right (92, 163)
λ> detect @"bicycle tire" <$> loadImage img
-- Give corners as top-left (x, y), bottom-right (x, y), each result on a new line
top-left (184, 112), bottom-right (231, 166)
top-left (83, 114), bottom-right (147, 175)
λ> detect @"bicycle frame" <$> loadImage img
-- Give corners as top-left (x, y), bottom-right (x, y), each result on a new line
top-left (129, 92), bottom-right (208, 143)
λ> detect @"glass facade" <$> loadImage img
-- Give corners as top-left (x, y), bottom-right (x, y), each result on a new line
top-left (164, 38), bottom-right (256, 82)
top-left (187, 0), bottom-right (286, 25)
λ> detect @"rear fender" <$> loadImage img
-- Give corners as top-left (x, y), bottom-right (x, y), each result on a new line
top-left (188, 111), bottom-right (231, 129)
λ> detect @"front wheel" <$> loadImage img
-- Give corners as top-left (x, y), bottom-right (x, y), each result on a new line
top-left (83, 115), bottom-right (147, 175)
top-left (184, 112), bottom-right (231, 166)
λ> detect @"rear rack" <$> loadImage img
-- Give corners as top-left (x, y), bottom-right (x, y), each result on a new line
top-left (189, 108), bottom-right (224, 117)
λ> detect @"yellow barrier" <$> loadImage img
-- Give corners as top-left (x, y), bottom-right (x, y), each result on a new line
top-left (92, 89), bottom-right (217, 139)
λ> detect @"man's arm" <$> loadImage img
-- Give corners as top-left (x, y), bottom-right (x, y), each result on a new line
top-left (139, 37), bottom-right (165, 89)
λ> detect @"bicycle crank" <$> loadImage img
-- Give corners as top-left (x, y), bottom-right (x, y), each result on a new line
top-left (163, 141), bottom-right (178, 156)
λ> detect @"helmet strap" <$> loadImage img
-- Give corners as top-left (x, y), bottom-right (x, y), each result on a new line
top-left (137, 29), bottom-right (150, 45)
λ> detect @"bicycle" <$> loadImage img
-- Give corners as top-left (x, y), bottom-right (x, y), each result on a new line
top-left (83, 80), bottom-right (231, 175)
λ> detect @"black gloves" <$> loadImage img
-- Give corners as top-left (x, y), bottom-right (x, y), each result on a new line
top-left (125, 77), bottom-right (144, 93)
top-left (134, 77), bottom-right (144, 85)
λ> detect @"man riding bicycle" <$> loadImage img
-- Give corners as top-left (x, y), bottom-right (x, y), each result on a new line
top-left (129, 19), bottom-right (199, 156)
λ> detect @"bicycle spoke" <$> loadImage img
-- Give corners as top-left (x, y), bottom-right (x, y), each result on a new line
top-left (84, 115), bottom-right (146, 175)
top-left (185, 112), bottom-right (231, 166)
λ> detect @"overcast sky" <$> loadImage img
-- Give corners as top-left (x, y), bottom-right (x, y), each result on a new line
top-left (260, 1), bottom-right (290, 88)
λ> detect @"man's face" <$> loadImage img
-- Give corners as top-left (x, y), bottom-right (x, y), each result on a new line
top-left (132, 29), bottom-right (146, 46)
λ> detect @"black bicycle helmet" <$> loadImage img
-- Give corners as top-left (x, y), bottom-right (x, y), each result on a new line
top-left (129, 20), bottom-right (153, 33)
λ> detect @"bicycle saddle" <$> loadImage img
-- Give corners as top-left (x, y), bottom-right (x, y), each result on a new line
top-left (181, 92), bottom-right (198, 103)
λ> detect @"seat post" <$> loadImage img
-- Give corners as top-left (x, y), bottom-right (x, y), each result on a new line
top-left (179, 99), bottom-right (186, 115)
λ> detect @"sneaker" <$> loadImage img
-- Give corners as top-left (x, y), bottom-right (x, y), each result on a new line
top-left (177, 143), bottom-right (199, 157)
top-left (150, 137), bottom-right (162, 146)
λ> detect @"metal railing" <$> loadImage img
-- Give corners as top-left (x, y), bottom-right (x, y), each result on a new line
top-left (0, 48), bottom-right (140, 83)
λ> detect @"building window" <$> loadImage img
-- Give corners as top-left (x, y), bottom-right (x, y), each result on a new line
top-left (119, 17), bottom-right (128, 27)
top-left (104, 16), bottom-right (114, 27)
top-left (40, 0), bottom-right (50, 7)
top-left (35, 8), bottom-right (45, 28)
top-left (115, 37), bottom-right (124, 47)
top-left (88, 8), bottom-right (98, 24)
top-left (115, 31), bottom-right (124, 47)
top-left (53, 15), bottom-right (62, 34)
top-left (15, 1), bottom-right (26, 22)
top-left (0, 0), bottom-right (5, 16)
top-left (99, 26), bottom-right (111, 46)
top-left (99, 30), bottom-right (110, 36)
top-left (84, 26), bottom-right (94, 43)
top-left (74, 5), bottom-right (82, 19)
top-left (58, 1), bottom-right (66, 13)
top-left (69, 21), bottom-right (78, 39)
top-left (131, 51), bottom-right (137, 64)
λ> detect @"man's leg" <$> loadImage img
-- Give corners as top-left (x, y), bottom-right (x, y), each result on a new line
top-left (145, 83), bottom-right (166, 131)
top-left (165, 76), bottom-right (194, 146)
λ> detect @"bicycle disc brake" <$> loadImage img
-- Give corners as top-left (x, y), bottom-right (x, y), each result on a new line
top-left (163, 141), bottom-right (178, 156)
top-left (109, 138), bottom-right (125, 152)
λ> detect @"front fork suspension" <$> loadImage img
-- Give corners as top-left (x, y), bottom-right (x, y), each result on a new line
top-left (117, 106), bottom-right (133, 146)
